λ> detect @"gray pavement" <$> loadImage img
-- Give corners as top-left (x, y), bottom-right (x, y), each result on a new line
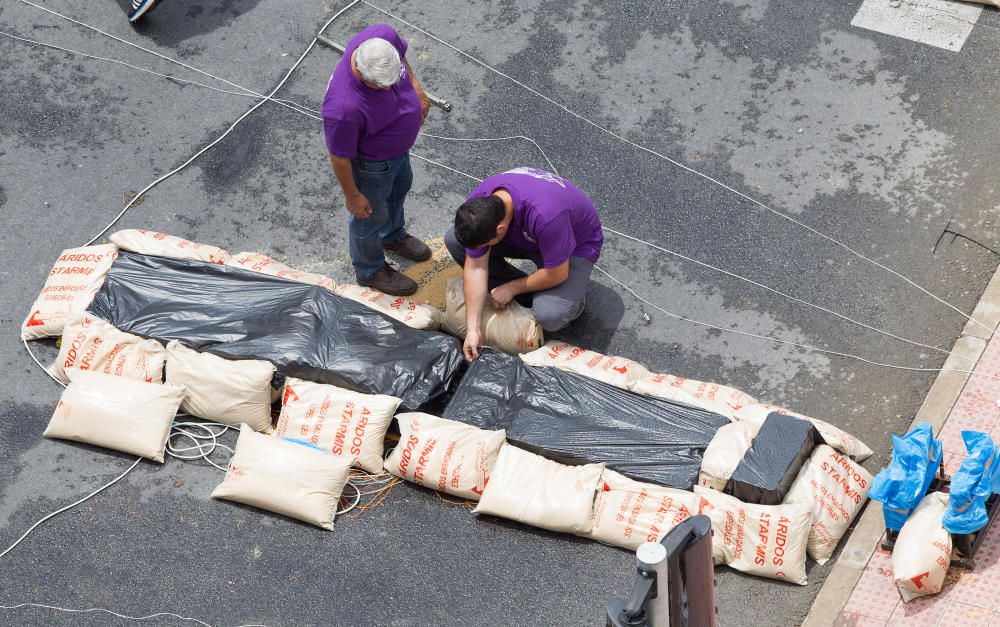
top-left (2, 0), bottom-right (1000, 624)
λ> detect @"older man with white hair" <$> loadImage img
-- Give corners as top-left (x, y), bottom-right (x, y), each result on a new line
top-left (323, 24), bottom-right (431, 296)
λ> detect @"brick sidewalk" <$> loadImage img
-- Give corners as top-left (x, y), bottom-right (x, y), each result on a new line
top-left (836, 334), bottom-right (1000, 626)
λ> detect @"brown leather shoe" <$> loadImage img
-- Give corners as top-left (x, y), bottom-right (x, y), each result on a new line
top-left (357, 263), bottom-right (417, 296)
top-left (383, 235), bottom-right (431, 262)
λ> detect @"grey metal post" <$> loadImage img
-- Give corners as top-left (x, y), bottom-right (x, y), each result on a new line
top-left (636, 542), bottom-right (670, 627)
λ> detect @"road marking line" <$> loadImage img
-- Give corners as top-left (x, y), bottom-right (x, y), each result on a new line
top-left (852, 0), bottom-right (982, 52)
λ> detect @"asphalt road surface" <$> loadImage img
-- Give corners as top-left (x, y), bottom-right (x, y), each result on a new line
top-left (2, 0), bottom-right (1000, 625)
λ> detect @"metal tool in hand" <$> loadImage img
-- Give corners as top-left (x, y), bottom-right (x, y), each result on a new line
top-left (315, 34), bottom-right (453, 112)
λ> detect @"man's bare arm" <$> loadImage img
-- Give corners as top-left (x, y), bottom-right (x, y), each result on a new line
top-left (329, 154), bottom-right (371, 218)
top-left (462, 251), bottom-right (491, 361)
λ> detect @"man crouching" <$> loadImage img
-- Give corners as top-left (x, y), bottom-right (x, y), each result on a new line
top-left (444, 167), bottom-right (603, 362)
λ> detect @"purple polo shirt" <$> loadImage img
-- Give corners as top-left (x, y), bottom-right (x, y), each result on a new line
top-left (322, 24), bottom-right (422, 160)
top-left (466, 168), bottom-right (603, 268)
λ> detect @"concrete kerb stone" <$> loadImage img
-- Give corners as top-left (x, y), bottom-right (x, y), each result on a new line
top-left (963, 265), bottom-right (1000, 340)
top-left (801, 264), bottom-right (1000, 627)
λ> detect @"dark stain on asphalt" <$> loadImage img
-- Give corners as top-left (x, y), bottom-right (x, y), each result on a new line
top-left (196, 113), bottom-right (269, 196)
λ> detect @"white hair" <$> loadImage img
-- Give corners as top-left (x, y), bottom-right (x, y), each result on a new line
top-left (354, 38), bottom-right (402, 88)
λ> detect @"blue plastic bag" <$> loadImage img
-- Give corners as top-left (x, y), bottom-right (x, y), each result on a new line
top-left (943, 431), bottom-right (998, 535)
top-left (869, 423), bottom-right (943, 531)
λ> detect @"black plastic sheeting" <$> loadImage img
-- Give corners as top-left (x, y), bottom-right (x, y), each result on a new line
top-left (725, 412), bottom-right (821, 505)
top-left (442, 349), bottom-right (729, 489)
top-left (87, 252), bottom-right (465, 410)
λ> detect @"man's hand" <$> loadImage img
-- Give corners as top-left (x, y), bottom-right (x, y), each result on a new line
top-left (490, 283), bottom-right (519, 309)
top-left (346, 192), bottom-right (372, 219)
top-left (463, 328), bottom-right (482, 362)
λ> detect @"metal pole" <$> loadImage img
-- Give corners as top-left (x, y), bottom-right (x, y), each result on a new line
top-left (315, 35), bottom-right (453, 112)
top-left (636, 542), bottom-right (670, 627)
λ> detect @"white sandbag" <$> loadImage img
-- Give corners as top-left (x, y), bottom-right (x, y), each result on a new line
top-left (165, 341), bottom-right (275, 432)
top-left (110, 229), bottom-right (229, 263)
top-left (474, 444), bottom-right (603, 534)
top-left (783, 444), bottom-right (873, 564)
top-left (211, 425), bottom-right (355, 530)
top-left (443, 278), bottom-right (543, 354)
top-left (693, 486), bottom-right (811, 585)
top-left (274, 378), bottom-right (400, 473)
top-left (734, 403), bottom-right (873, 461)
top-left (335, 283), bottom-right (443, 331)
top-left (699, 421), bottom-right (760, 491)
top-left (520, 341), bottom-right (649, 390)
top-left (893, 492), bottom-right (951, 603)
top-left (227, 252), bottom-right (337, 290)
top-left (22, 244), bottom-right (118, 340)
top-left (43, 370), bottom-right (183, 462)
top-left (384, 412), bottom-right (505, 500)
top-left (50, 313), bottom-right (167, 385)
top-left (589, 470), bottom-right (695, 550)
top-left (631, 373), bottom-right (756, 419)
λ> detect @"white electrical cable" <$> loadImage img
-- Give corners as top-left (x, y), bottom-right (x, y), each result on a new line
top-left (0, 602), bottom-right (269, 627)
top-left (337, 482), bottom-right (362, 515)
top-left (594, 264), bottom-right (996, 380)
top-left (10, 38), bottom-right (995, 382)
top-left (0, 456), bottom-right (143, 561)
top-left (5, 2), bottom-right (999, 620)
top-left (359, 0), bottom-right (995, 337)
top-left (0, 30), bottom-right (318, 119)
top-left (77, 0), bottom-right (364, 244)
top-left (9, 30), bottom-right (980, 371)
top-left (2, 0), bottom-right (365, 577)
top-left (167, 421), bottom-right (236, 472)
top-left (10, 0), bottom-right (999, 380)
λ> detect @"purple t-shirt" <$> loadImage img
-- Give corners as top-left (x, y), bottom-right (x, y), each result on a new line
top-left (322, 24), bottom-right (422, 161)
top-left (466, 168), bottom-right (603, 267)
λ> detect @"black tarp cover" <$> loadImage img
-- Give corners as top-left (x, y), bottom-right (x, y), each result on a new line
top-left (87, 252), bottom-right (465, 409)
top-left (442, 349), bottom-right (729, 488)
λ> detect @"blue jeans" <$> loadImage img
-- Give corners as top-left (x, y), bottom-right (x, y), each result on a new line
top-left (349, 152), bottom-right (412, 279)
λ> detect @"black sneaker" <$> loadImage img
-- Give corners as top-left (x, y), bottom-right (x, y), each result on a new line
top-left (129, 0), bottom-right (162, 23)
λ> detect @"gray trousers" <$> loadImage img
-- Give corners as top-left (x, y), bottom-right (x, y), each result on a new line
top-left (444, 226), bottom-right (594, 333)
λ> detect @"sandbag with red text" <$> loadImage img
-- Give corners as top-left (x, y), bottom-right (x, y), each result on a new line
top-left (110, 229), bottom-right (229, 263)
top-left (699, 421), bottom-right (760, 491)
top-left (384, 412), bottom-right (505, 500)
top-left (631, 373), bottom-right (755, 419)
top-left (734, 403), bottom-right (873, 461)
top-left (783, 444), bottom-right (873, 564)
top-left (227, 251), bottom-right (337, 290)
top-left (893, 492), bottom-right (952, 603)
top-left (520, 341), bottom-right (649, 390)
top-left (22, 244), bottom-right (118, 340)
top-left (588, 469), bottom-right (695, 550)
top-left (50, 312), bottom-right (166, 384)
top-left (693, 486), bottom-right (812, 585)
top-left (335, 283), bottom-right (443, 331)
top-left (443, 278), bottom-right (543, 354)
top-left (274, 378), bottom-right (400, 473)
